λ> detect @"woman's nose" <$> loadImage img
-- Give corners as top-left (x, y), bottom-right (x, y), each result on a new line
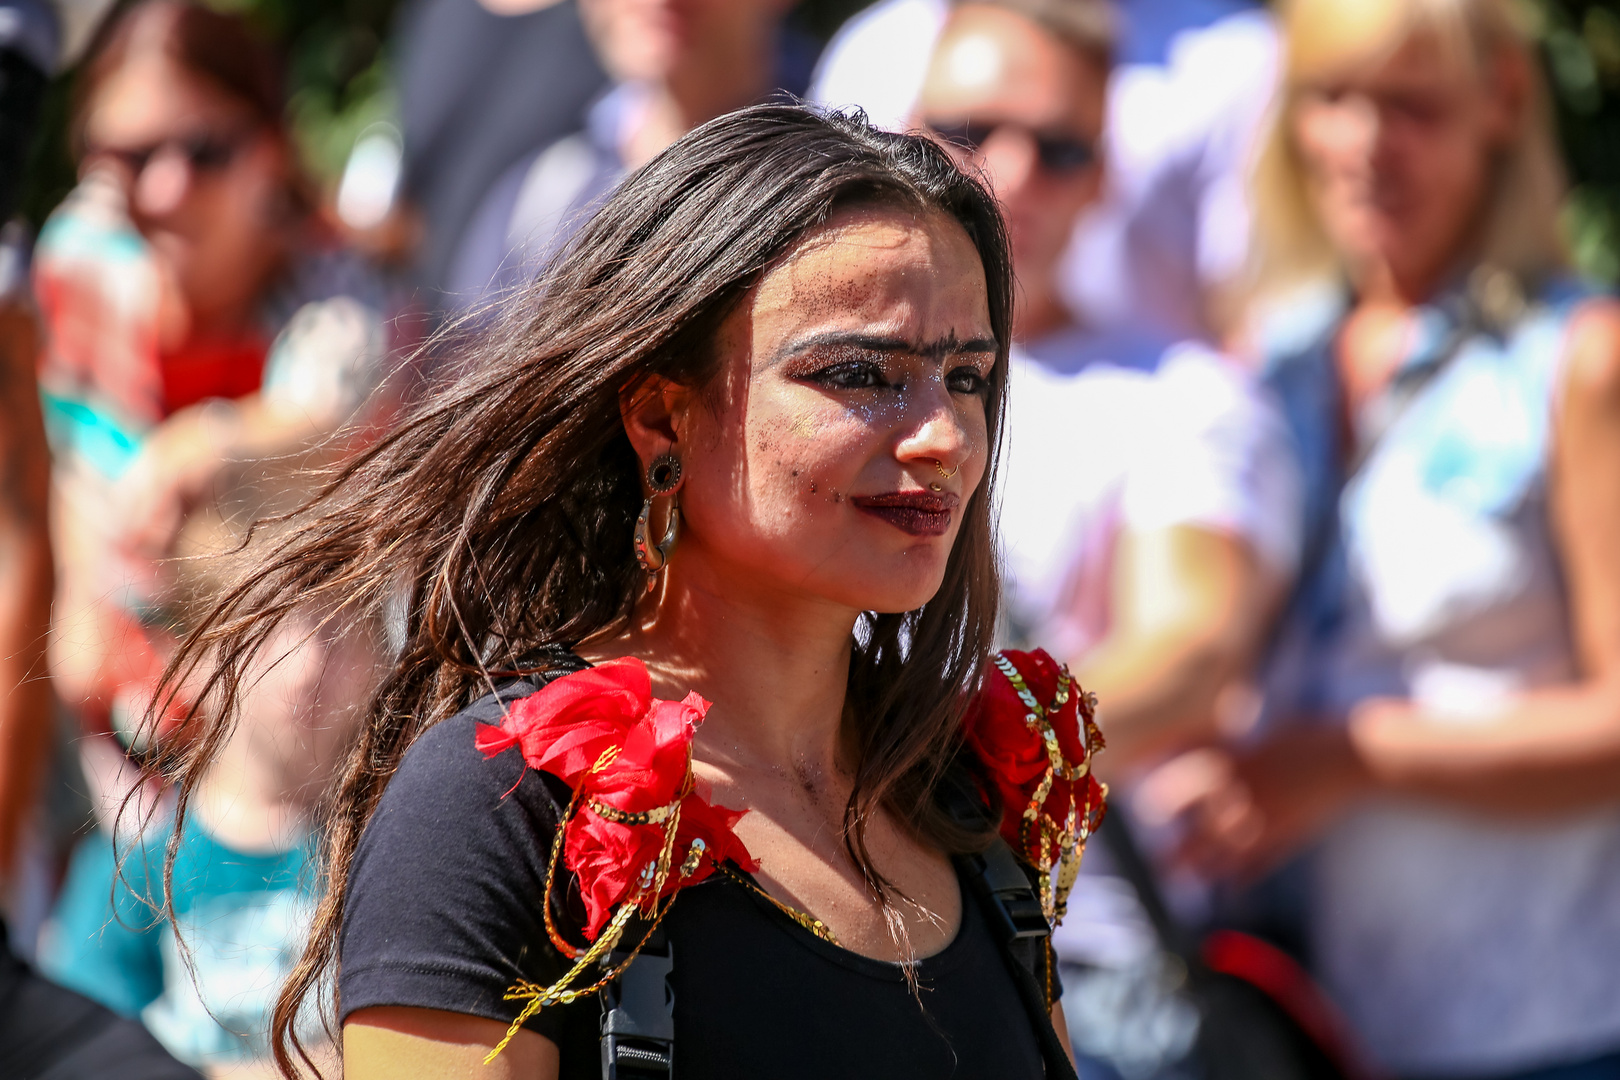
top-left (1336, 93), bottom-right (1382, 159)
top-left (896, 379), bottom-right (973, 472)
top-left (132, 146), bottom-right (193, 217)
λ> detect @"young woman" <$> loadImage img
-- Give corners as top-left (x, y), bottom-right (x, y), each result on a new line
top-left (1148, 0), bottom-right (1620, 1077)
top-left (156, 106), bottom-right (1100, 1079)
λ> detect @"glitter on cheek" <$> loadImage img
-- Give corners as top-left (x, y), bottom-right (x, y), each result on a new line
top-left (790, 412), bottom-right (822, 440)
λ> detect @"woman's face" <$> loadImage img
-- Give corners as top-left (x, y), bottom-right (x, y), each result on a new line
top-left (663, 205), bottom-right (997, 616)
top-left (1292, 30), bottom-right (1520, 294)
top-left (82, 52), bottom-right (291, 336)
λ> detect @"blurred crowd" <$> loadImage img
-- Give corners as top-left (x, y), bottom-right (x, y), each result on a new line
top-left (1, 0), bottom-right (1619, 1078)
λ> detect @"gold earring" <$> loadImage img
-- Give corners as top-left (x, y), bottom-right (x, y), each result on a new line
top-left (934, 459), bottom-right (959, 479)
top-left (634, 454), bottom-right (683, 574)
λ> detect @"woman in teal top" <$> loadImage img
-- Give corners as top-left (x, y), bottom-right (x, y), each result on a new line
top-left (1151, 1), bottom-right (1620, 1078)
top-left (43, 814), bottom-right (316, 1064)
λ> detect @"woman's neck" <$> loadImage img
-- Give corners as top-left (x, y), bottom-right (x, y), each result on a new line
top-left (588, 554), bottom-right (856, 778)
top-left (1337, 253), bottom-right (1459, 410)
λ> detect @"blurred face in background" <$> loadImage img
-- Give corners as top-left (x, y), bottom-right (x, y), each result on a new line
top-left (1288, 16), bottom-right (1526, 296)
top-left (580, 0), bottom-right (786, 90)
top-left (80, 49), bottom-right (293, 340)
top-left (913, 5), bottom-right (1106, 333)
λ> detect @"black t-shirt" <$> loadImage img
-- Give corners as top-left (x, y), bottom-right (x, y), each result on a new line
top-left (339, 676), bottom-right (1049, 1078)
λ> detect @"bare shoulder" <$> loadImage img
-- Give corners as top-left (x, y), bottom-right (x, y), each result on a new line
top-left (1562, 298), bottom-right (1620, 408)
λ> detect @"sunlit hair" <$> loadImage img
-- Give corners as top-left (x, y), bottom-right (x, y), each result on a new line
top-left (143, 104), bottom-right (1012, 1077)
top-left (1249, 0), bottom-right (1567, 302)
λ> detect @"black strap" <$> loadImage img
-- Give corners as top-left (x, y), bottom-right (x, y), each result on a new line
top-left (959, 843), bottom-right (1081, 1080)
top-left (965, 842), bottom-right (1050, 942)
top-left (600, 925), bottom-right (675, 1080)
top-left (936, 766), bottom-right (1080, 1077)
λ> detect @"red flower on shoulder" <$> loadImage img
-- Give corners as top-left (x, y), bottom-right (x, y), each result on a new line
top-left (475, 658), bottom-right (756, 941)
top-left (474, 658), bottom-right (653, 783)
top-left (963, 649), bottom-right (1106, 921)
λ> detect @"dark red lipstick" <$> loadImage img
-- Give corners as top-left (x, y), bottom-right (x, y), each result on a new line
top-left (851, 491), bottom-right (960, 538)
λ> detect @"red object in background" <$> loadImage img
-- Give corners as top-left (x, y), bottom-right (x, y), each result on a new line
top-left (157, 334), bottom-right (267, 415)
top-left (1203, 929), bottom-right (1381, 1080)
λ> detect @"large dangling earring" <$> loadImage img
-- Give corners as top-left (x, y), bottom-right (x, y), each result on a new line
top-left (633, 453), bottom-right (683, 574)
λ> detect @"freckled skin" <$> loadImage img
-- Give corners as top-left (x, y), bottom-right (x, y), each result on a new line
top-left (595, 204), bottom-right (999, 969)
top-left (673, 205), bottom-right (996, 614)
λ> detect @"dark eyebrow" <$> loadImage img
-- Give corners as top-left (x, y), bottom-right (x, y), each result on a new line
top-left (769, 329), bottom-right (998, 366)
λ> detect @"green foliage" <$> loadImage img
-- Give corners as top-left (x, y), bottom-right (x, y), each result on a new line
top-left (1523, 0), bottom-right (1620, 283)
top-left (206, 0), bottom-right (400, 181)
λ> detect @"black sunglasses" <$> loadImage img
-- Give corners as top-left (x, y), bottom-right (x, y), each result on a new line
top-left (924, 119), bottom-right (1098, 174)
top-left (90, 130), bottom-right (250, 178)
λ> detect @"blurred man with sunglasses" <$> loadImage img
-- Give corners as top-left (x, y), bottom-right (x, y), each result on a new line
top-left (916, 0), bottom-right (1108, 344)
top-left (914, 6), bottom-right (1304, 1075)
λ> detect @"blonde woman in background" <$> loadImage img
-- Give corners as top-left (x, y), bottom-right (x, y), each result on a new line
top-left (1145, 1), bottom-right (1620, 1078)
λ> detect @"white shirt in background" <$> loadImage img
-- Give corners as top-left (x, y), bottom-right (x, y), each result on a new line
top-left (996, 327), bottom-right (1300, 1072)
top-left (998, 330), bottom-right (1299, 658)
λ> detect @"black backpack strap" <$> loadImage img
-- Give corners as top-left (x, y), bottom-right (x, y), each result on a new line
top-left (969, 841), bottom-right (1051, 943)
top-left (959, 840), bottom-right (1082, 1080)
top-left (600, 925), bottom-right (675, 1080)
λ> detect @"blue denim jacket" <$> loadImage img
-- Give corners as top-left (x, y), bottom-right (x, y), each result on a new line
top-left (1254, 274), bottom-right (1620, 1075)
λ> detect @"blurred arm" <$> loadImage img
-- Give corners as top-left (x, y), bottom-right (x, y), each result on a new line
top-left (1077, 524), bottom-right (1280, 771)
top-left (1153, 303), bottom-right (1620, 880)
top-left (1051, 999), bottom-right (1078, 1068)
top-left (344, 1007), bottom-right (557, 1080)
top-left (113, 291), bottom-right (391, 558)
top-left (0, 299), bottom-right (53, 892)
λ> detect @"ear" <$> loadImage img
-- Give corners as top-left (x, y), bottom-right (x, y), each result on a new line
top-left (619, 374), bottom-right (694, 486)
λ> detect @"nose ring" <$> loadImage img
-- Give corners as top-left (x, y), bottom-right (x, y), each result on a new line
top-left (933, 459), bottom-right (959, 480)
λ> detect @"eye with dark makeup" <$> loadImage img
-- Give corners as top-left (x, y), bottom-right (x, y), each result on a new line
top-left (803, 357), bottom-right (893, 391)
top-left (946, 364), bottom-right (992, 396)
top-left (795, 345), bottom-right (994, 397)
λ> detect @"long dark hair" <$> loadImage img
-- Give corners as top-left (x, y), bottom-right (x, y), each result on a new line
top-left (147, 104), bottom-right (1013, 1076)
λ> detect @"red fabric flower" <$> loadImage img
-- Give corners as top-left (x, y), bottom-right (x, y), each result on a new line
top-left (963, 648), bottom-right (1106, 861)
top-left (474, 658), bottom-right (654, 784)
top-left (476, 658), bottom-right (756, 940)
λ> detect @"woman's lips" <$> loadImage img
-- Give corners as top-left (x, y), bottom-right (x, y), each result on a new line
top-left (850, 491), bottom-right (960, 538)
